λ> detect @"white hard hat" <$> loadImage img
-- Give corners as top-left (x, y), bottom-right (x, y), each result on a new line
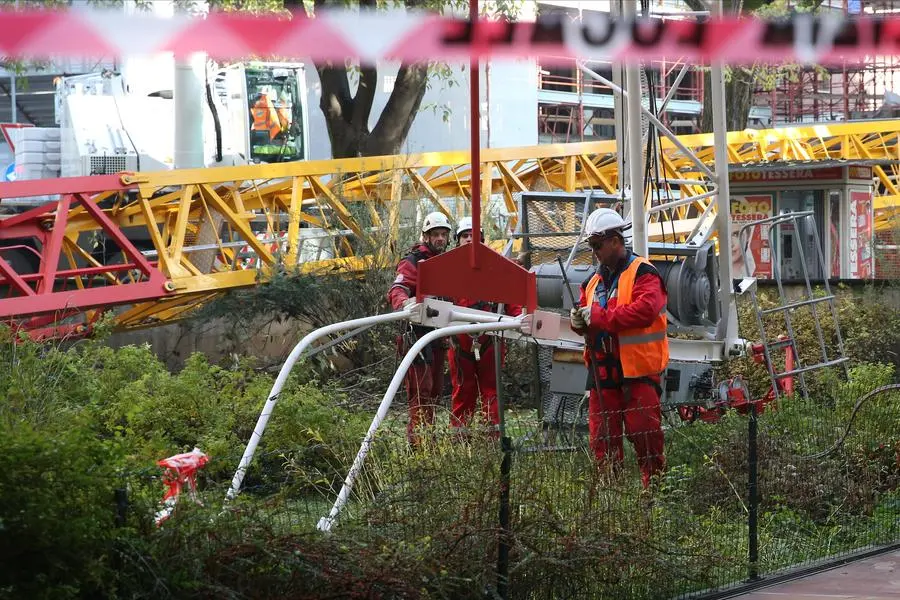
top-left (584, 208), bottom-right (630, 239)
top-left (456, 216), bottom-right (483, 238)
top-left (422, 211), bottom-right (452, 234)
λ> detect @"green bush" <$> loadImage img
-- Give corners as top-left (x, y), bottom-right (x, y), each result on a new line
top-left (0, 331), bottom-right (373, 598)
top-left (0, 421), bottom-right (127, 599)
top-left (726, 285), bottom-right (900, 398)
top-left (667, 361), bottom-right (900, 523)
top-left (1, 281), bottom-right (898, 598)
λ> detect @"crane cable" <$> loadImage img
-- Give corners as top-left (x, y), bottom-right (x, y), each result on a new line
top-left (796, 383), bottom-right (900, 460)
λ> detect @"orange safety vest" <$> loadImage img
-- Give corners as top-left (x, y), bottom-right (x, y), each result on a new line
top-left (275, 103), bottom-right (291, 129)
top-left (251, 95), bottom-right (281, 141)
top-left (582, 255), bottom-right (669, 379)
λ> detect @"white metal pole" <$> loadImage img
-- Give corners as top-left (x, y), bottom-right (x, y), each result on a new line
top-left (317, 318), bottom-right (524, 533)
top-left (624, 0), bottom-right (647, 256)
top-left (10, 0), bottom-right (18, 124)
top-left (709, 2), bottom-right (738, 347)
top-left (226, 309), bottom-right (415, 501)
top-left (611, 0), bottom-right (625, 197)
top-left (10, 73), bottom-right (16, 124)
top-left (174, 52), bottom-right (206, 169)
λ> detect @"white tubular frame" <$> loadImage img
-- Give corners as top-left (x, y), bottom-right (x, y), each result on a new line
top-left (316, 318), bottom-right (524, 533)
top-left (226, 308), bottom-right (415, 501)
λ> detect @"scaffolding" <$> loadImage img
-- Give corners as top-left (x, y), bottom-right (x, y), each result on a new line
top-left (537, 58), bottom-right (704, 144)
top-left (536, 1), bottom-right (900, 132)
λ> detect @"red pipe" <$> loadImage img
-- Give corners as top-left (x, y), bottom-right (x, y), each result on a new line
top-left (469, 0), bottom-right (481, 268)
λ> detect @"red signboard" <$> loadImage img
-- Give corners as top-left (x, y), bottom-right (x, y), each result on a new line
top-left (731, 167), bottom-right (843, 183)
top-left (848, 166), bottom-right (873, 180)
top-left (829, 191), bottom-right (842, 279)
top-left (849, 189), bottom-right (873, 279)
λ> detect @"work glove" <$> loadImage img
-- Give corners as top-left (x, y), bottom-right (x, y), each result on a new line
top-left (570, 306), bottom-right (586, 329)
top-left (572, 306), bottom-right (593, 329)
top-left (401, 297), bottom-right (418, 311)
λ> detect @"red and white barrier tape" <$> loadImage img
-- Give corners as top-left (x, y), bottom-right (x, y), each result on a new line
top-left (0, 9), bottom-right (897, 65)
top-left (154, 447), bottom-right (209, 525)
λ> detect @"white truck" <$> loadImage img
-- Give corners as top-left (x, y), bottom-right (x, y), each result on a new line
top-left (54, 59), bottom-right (311, 178)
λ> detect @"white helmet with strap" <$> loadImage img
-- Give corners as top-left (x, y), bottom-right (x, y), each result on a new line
top-left (421, 211), bottom-right (452, 234)
top-left (456, 216), bottom-right (484, 239)
top-left (584, 208), bottom-right (630, 239)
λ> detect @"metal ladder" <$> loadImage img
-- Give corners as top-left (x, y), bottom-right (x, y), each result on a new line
top-left (737, 211), bottom-right (850, 401)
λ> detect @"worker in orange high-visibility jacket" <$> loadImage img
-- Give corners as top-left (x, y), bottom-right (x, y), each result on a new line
top-left (570, 208), bottom-right (668, 488)
top-left (447, 217), bottom-right (522, 440)
top-left (251, 92), bottom-right (282, 141)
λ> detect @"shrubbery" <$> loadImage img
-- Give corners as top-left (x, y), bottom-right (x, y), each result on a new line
top-left (0, 329), bottom-right (370, 599)
top-left (1, 284), bottom-right (898, 599)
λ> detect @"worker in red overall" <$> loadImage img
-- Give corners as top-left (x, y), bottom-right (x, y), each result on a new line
top-left (387, 211), bottom-right (452, 447)
top-left (570, 208), bottom-right (669, 488)
top-left (446, 217), bottom-right (522, 439)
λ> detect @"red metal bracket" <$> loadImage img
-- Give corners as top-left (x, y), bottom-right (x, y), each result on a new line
top-left (417, 244), bottom-right (537, 314)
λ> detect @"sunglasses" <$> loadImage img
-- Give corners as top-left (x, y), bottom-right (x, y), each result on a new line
top-left (587, 236), bottom-right (613, 251)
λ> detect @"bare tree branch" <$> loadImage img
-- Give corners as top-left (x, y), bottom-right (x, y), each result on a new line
top-left (316, 64), bottom-right (353, 124)
top-left (352, 66), bottom-right (378, 132)
top-left (369, 62), bottom-right (429, 153)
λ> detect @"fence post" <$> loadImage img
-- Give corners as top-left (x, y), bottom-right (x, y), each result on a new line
top-left (495, 327), bottom-right (510, 599)
top-left (748, 402), bottom-right (760, 581)
top-left (497, 436), bottom-right (511, 599)
top-left (115, 488), bottom-right (128, 527)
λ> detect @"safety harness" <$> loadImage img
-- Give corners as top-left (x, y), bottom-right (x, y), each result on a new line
top-left (584, 255), bottom-right (665, 396)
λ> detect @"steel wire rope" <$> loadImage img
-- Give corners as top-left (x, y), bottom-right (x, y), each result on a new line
top-left (795, 383), bottom-right (900, 461)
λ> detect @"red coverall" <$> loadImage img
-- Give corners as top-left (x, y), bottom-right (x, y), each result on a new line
top-left (387, 243), bottom-right (446, 446)
top-left (573, 255), bottom-right (667, 488)
top-left (448, 299), bottom-right (522, 438)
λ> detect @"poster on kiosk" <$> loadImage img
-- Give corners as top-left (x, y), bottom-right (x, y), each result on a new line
top-left (849, 188), bottom-right (874, 279)
top-left (730, 194), bottom-right (774, 279)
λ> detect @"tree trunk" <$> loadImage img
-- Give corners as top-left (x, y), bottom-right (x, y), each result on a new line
top-left (316, 62), bottom-right (429, 159)
top-left (699, 67), bottom-right (756, 133)
top-left (683, 0), bottom-right (756, 133)
top-left (313, 0), bottom-right (430, 159)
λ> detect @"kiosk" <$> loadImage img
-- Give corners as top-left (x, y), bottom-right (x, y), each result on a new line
top-left (729, 165), bottom-right (875, 281)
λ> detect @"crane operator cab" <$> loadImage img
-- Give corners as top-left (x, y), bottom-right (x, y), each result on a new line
top-left (214, 61), bottom-right (310, 165)
top-left (244, 65), bottom-right (306, 163)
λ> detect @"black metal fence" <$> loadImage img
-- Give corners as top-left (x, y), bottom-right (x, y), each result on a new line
top-left (111, 336), bottom-right (899, 600)
top-left (5, 289), bottom-right (898, 599)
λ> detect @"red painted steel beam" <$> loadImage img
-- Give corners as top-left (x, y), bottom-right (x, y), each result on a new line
top-left (72, 192), bottom-right (158, 275)
top-left (0, 261), bottom-right (159, 283)
top-left (0, 174), bottom-right (133, 199)
top-left (0, 255), bottom-right (36, 297)
top-left (0, 280), bottom-right (168, 319)
top-left (0, 187), bottom-right (171, 324)
top-left (0, 199), bottom-right (59, 230)
top-left (37, 195), bottom-right (70, 294)
top-left (18, 322), bottom-right (93, 342)
top-left (468, 0), bottom-right (482, 270)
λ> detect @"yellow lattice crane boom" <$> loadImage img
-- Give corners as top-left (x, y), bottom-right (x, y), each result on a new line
top-left (0, 119), bottom-right (897, 338)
